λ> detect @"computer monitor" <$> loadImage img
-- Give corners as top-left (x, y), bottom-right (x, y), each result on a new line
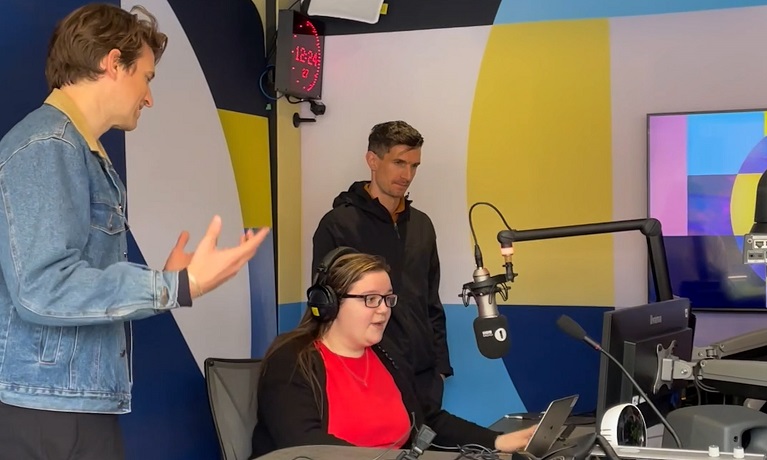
top-left (596, 298), bottom-right (695, 425)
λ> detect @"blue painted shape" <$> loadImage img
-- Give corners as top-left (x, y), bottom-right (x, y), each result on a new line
top-left (500, 305), bottom-right (611, 416)
top-left (249, 232), bottom-right (277, 359)
top-left (739, 136), bottom-right (767, 175)
top-left (495, 0), bottom-right (767, 24)
top-left (125, 311), bottom-right (220, 460)
top-left (443, 305), bottom-right (525, 426)
top-left (687, 175), bottom-right (736, 236)
top-left (120, 158), bottom-right (219, 460)
top-left (166, 0), bottom-right (269, 116)
top-left (687, 112), bottom-right (764, 176)
top-left (664, 235), bottom-right (767, 309)
top-left (0, 2), bottom-right (245, 458)
top-left (0, 2), bottom-right (97, 137)
top-left (278, 302), bottom-right (306, 333)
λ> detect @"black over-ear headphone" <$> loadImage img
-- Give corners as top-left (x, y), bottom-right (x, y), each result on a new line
top-left (307, 246), bottom-right (359, 322)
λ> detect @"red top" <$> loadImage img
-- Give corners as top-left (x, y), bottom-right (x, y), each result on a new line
top-left (316, 341), bottom-right (410, 448)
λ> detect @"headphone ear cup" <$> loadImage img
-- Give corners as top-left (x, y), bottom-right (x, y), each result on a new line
top-left (307, 284), bottom-right (339, 322)
top-left (308, 246), bottom-right (358, 322)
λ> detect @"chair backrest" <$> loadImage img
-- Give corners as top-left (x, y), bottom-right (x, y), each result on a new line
top-left (205, 357), bottom-right (262, 460)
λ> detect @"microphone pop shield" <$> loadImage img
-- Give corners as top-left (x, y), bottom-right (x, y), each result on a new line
top-left (473, 315), bottom-right (510, 359)
top-left (556, 314), bottom-right (587, 341)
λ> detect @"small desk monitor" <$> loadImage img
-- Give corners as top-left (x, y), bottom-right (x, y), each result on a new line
top-left (596, 298), bottom-right (694, 425)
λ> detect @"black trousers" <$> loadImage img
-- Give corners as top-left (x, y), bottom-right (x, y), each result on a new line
top-left (0, 401), bottom-right (124, 460)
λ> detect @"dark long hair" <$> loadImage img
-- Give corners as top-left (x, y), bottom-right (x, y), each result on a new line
top-left (261, 252), bottom-right (390, 414)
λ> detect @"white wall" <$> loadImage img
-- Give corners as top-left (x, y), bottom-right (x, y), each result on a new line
top-left (300, 6), bottom-right (767, 422)
top-left (610, 6), bottom-right (767, 318)
top-left (301, 26), bottom-right (491, 300)
top-left (124, 0), bottom-right (253, 367)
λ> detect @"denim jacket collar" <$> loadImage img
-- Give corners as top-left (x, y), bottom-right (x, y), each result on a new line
top-left (44, 88), bottom-right (109, 161)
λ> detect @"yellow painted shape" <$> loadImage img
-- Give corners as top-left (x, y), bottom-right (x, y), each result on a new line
top-left (277, 98), bottom-right (304, 304)
top-left (467, 19), bottom-right (614, 306)
top-left (217, 109), bottom-right (272, 228)
top-left (731, 173), bottom-right (761, 236)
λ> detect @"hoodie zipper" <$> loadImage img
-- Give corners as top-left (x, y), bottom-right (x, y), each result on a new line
top-left (394, 222), bottom-right (400, 239)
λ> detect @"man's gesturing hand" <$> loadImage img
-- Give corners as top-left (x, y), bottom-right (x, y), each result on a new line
top-left (185, 215), bottom-right (270, 298)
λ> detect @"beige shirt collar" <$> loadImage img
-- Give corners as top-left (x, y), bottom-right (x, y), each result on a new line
top-left (44, 88), bottom-right (109, 160)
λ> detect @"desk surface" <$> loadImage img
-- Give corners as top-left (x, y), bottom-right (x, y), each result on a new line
top-left (255, 417), bottom-right (597, 460)
top-left (255, 445), bottom-right (506, 460)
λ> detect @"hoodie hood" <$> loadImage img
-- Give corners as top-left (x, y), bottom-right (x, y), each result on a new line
top-left (332, 181), bottom-right (411, 223)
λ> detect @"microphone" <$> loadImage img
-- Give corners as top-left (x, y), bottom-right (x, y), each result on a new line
top-left (462, 265), bottom-right (511, 359)
top-left (556, 314), bottom-right (602, 351)
top-left (463, 202), bottom-right (515, 359)
top-left (744, 170), bottom-right (767, 264)
top-left (555, 315), bottom-right (683, 449)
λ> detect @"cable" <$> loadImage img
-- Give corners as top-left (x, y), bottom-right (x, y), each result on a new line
top-left (267, 0), bottom-right (304, 63)
top-left (286, 94), bottom-right (308, 104)
top-left (429, 441), bottom-right (500, 460)
top-left (693, 365), bottom-right (719, 394)
top-left (265, 33), bottom-right (278, 63)
top-left (468, 202), bottom-right (514, 268)
top-left (370, 412), bottom-right (418, 460)
top-left (259, 65), bottom-right (279, 101)
top-left (449, 445), bottom-right (503, 460)
top-left (600, 350), bottom-right (683, 449)
top-left (690, 368), bottom-right (705, 405)
top-left (468, 202), bottom-right (513, 249)
top-left (593, 434), bottom-right (621, 460)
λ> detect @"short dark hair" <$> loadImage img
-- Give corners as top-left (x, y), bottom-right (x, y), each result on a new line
top-left (367, 121), bottom-right (424, 158)
top-left (45, 4), bottom-right (168, 90)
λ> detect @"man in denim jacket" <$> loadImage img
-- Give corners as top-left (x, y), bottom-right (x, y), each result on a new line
top-left (0, 4), bottom-right (269, 459)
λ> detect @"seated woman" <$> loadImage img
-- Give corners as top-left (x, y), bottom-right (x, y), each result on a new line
top-left (250, 249), bottom-right (535, 458)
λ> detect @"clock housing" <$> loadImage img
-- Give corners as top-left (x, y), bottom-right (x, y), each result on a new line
top-left (275, 10), bottom-right (325, 100)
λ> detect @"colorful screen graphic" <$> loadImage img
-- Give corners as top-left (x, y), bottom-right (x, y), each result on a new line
top-left (648, 109), bottom-right (767, 310)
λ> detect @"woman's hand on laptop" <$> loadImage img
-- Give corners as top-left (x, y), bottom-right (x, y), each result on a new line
top-left (495, 425), bottom-right (538, 452)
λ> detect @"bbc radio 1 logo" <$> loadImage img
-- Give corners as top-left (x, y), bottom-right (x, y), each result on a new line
top-left (481, 328), bottom-right (508, 342)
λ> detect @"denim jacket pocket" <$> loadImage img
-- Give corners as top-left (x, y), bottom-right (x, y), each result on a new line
top-left (90, 202), bottom-right (126, 235)
top-left (38, 325), bottom-right (62, 364)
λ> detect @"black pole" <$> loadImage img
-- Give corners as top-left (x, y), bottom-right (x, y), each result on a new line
top-left (265, 0), bottom-right (279, 321)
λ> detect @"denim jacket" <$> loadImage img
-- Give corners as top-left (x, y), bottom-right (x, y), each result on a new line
top-left (0, 90), bottom-right (187, 414)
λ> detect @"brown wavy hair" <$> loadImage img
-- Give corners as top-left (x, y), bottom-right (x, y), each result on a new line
top-left (45, 4), bottom-right (168, 90)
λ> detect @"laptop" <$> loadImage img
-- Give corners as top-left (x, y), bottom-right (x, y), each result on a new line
top-left (523, 394), bottom-right (579, 458)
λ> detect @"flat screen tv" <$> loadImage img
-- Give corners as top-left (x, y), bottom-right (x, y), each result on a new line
top-left (648, 109), bottom-right (767, 311)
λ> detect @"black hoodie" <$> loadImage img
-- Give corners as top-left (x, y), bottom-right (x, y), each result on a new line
top-left (311, 181), bottom-right (452, 377)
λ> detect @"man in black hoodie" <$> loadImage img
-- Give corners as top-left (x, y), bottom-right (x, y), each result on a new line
top-left (312, 121), bottom-right (451, 407)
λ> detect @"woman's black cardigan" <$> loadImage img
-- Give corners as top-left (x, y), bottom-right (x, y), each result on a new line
top-left (250, 338), bottom-right (499, 458)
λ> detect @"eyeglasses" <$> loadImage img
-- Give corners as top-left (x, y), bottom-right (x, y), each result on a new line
top-left (341, 293), bottom-right (398, 308)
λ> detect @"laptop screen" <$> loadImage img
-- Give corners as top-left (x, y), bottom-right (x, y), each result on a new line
top-left (524, 395), bottom-right (579, 458)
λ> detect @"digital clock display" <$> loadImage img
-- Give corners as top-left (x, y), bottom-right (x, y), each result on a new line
top-left (275, 10), bottom-right (325, 100)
